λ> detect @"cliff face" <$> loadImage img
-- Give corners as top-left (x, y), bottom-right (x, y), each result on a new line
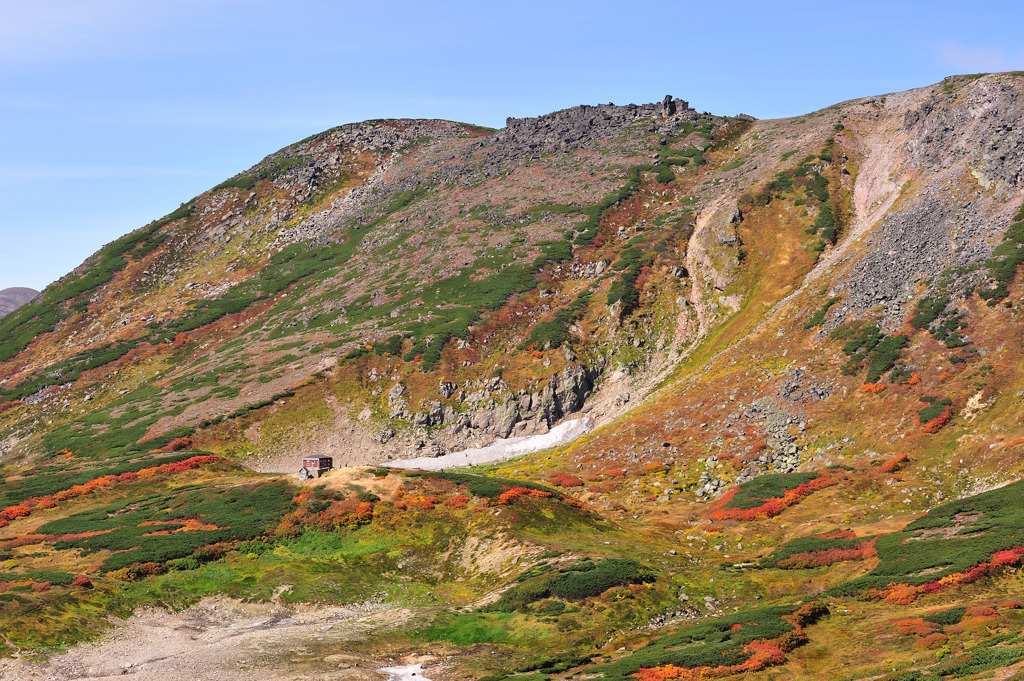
top-left (0, 287), bottom-right (38, 318)
top-left (2, 75), bottom-right (1024, 679)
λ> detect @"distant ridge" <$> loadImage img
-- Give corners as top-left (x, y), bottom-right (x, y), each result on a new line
top-left (0, 287), bottom-right (39, 318)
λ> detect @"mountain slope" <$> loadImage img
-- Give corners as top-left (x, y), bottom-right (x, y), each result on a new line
top-left (0, 287), bottom-right (38, 318)
top-left (2, 74), bottom-right (1024, 680)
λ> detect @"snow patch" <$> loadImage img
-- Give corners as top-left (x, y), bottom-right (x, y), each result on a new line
top-left (386, 417), bottom-right (593, 470)
top-left (380, 664), bottom-right (431, 681)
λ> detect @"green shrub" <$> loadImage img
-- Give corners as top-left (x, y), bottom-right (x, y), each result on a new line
top-left (549, 558), bottom-right (653, 600)
top-left (936, 646), bottom-right (1024, 677)
top-left (918, 396), bottom-right (952, 423)
top-left (0, 202), bottom-right (194, 363)
top-left (211, 155), bottom-right (306, 192)
top-left (832, 322), bottom-right (908, 382)
top-left (0, 570), bottom-right (75, 586)
top-left (804, 295), bottom-right (841, 329)
top-left (40, 482), bottom-right (295, 572)
top-left (911, 295), bottom-right (950, 330)
top-left (403, 471), bottom-right (556, 500)
top-left (978, 217), bottom-right (1024, 302)
top-left (0, 451), bottom-right (198, 509)
top-left (727, 473), bottom-right (821, 509)
top-left (828, 480), bottom-right (1024, 596)
top-left (489, 558), bottom-right (653, 612)
top-left (865, 334), bottom-right (910, 382)
top-left (759, 534), bottom-right (877, 568)
top-left (923, 607), bottom-right (966, 626)
top-left (419, 613), bottom-right (510, 645)
top-left (815, 203), bottom-right (837, 243)
top-left (593, 606), bottom-right (797, 679)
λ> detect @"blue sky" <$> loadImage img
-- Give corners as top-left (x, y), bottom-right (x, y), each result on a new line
top-left (2, 0), bottom-right (1023, 292)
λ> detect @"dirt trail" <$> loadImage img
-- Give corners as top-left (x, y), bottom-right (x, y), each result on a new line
top-left (0, 596), bottom-right (424, 681)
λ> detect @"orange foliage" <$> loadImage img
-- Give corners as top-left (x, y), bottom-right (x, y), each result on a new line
top-left (710, 474), bottom-right (835, 521)
top-left (916, 633), bottom-right (948, 649)
top-left (896, 620), bottom-right (939, 636)
top-left (880, 453), bottom-right (909, 473)
top-left (631, 665), bottom-right (689, 681)
top-left (414, 495), bottom-right (441, 510)
top-left (160, 436), bottom-right (193, 452)
top-left (0, 400), bottom-right (23, 414)
top-left (171, 333), bottom-right (194, 349)
top-left (549, 473), bottom-right (584, 487)
top-left (776, 541), bottom-right (876, 569)
top-left (493, 487), bottom-right (553, 505)
top-left (0, 534), bottom-right (45, 549)
top-left (923, 406), bottom-right (953, 433)
top-left (72, 574), bottom-right (93, 588)
top-left (818, 529), bottom-right (856, 539)
top-left (173, 518), bottom-right (220, 532)
top-left (879, 546), bottom-right (1024, 603)
top-left (862, 383), bottom-right (886, 395)
top-left (966, 606), bottom-right (999, 617)
top-left (0, 505), bottom-right (31, 520)
top-left (2, 455), bottom-right (220, 523)
top-left (442, 494), bottom-right (469, 509)
top-left (883, 583), bottom-right (922, 605)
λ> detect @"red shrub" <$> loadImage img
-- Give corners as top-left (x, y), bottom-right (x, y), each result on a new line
top-left (883, 583), bottom-right (922, 605)
top-left (923, 406), bottom-right (953, 433)
top-left (966, 606), bottom-right (999, 618)
top-left (776, 541), bottom-right (876, 569)
top-left (880, 453), bottom-right (909, 474)
top-left (0, 505), bottom-right (31, 521)
top-left (915, 633), bottom-right (948, 649)
top-left (493, 487), bottom-right (552, 505)
top-left (711, 475), bottom-right (835, 521)
top-left (31, 581), bottom-right (51, 593)
top-left (631, 665), bottom-right (688, 681)
top-left (71, 574), bottom-right (93, 588)
top-left (549, 473), bottom-right (584, 487)
top-left (817, 529), bottom-right (856, 539)
top-left (882, 545), bottom-right (1024, 603)
top-left (161, 437), bottom-right (194, 452)
top-left (442, 494), bottom-right (469, 509)
top-left (416, 495), bottom-right (441, 510)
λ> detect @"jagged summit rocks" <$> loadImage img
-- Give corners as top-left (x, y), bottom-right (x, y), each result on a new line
top-left (492, 95), bottom-right (698, 161)
top-left (0, 287), bottom-right (38, 318)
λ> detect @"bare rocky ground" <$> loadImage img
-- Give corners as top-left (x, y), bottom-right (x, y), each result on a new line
top-left (0, 596), bottom-right (439, 681)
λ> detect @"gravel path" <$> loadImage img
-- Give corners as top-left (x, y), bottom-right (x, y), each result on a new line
top-left (0, 596), bottom-right (411, 681)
